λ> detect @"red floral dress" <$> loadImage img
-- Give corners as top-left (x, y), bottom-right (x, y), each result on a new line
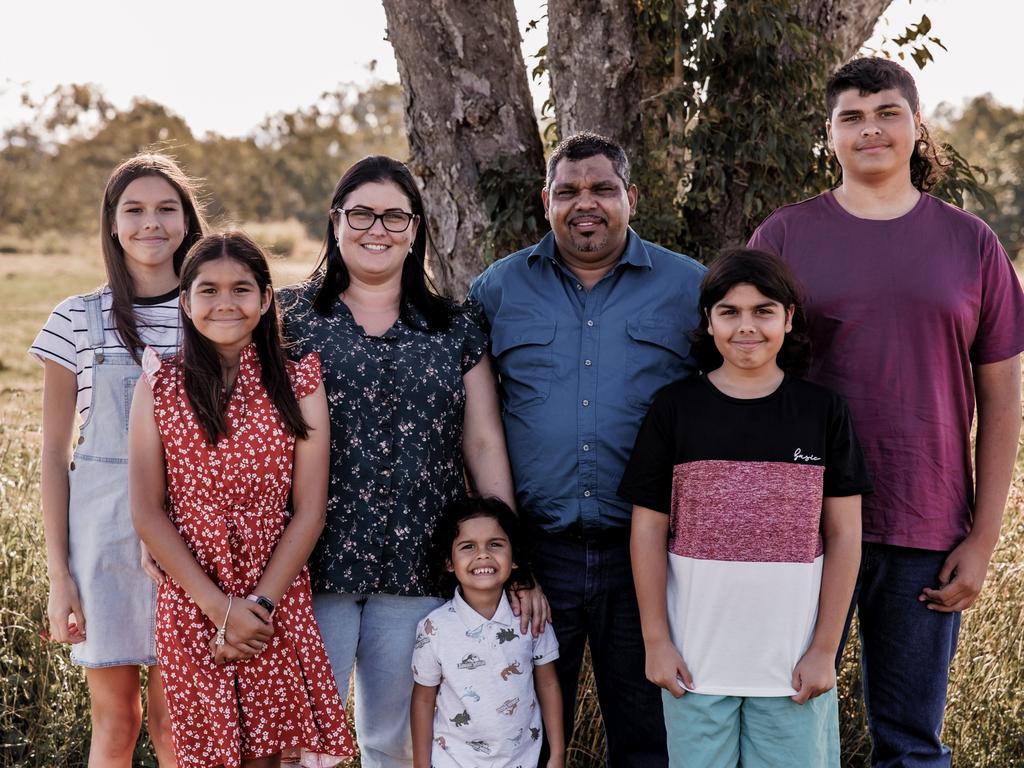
top-left (144, 345), bottom-right (355, 768)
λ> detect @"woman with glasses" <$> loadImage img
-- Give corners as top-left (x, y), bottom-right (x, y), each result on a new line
top-left (281, 155), bottom-right (540, 767)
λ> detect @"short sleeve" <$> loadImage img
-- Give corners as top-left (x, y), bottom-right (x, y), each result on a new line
top-left (823, 393), bottom-right (874, 497)
top-left (970, 228), bottom-right (1024, 364)
top-left (459, 304), bottom-right (488, 374)
top-left (141, 346), bottom-right (163, 388)
top-left (617, 391), bottom-right (679, 513)
top-left (531, 623), bottom-right (559, 667)
top-left (29, 297), bottom-right (79, 373)
top-left (746, 211), bottom-right (784, 255)
top-left (287, 352), bottom-right (322, 399)
top-left (411, 616), bottom-right (443, 686)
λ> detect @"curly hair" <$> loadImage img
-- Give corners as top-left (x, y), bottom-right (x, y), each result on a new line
top-left (689, 249), bottom-right (811, 376)
top-left (428, 497), bottom-right (535, 598)
top-left (826, 56), bottom-right (950, 191)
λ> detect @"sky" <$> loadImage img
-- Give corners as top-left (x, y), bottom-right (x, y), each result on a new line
top-left (0, 0), bottom-right (1021, 139)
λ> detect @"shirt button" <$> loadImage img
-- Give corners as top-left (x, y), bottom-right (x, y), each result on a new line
top-left (582, 444), bottom-right (590, 452)
top-left (586, 320), bottom-right (594, 327)
top-left (77, 435), bottom-right (85, 445)
top-left (584, 359), bottom-right (592, 366)
top-left (576, 283), bottom-right (583, 290)
top-left (582, 399), bottom-right (590, 407)
top-left (584, 490), bottom-right (591, 497)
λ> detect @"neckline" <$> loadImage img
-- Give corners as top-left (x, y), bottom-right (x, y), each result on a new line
top-left (134, 286), bottom-right (180, 306)
top-left (824, 188), bottom-right (928, 224)
top-left (699, 372), bottom-right (788, 404)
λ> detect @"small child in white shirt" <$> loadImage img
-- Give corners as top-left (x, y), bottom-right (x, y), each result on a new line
top-left (411, 497), bottom-right (564, 768)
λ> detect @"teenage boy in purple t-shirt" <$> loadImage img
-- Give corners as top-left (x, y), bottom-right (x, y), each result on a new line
top-left (749, 57), bottom-right (1024, 767)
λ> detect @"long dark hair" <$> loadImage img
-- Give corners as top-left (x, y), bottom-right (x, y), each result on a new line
top-left (310, 155), bottom-right (459, 331)
top-left (429, 496), bottom-right (535, 598)
top-left (689, 248), bottom-right (811, 376)
top-left (825, 56), bottom-right (949, 191)
top-left (100, 153), bottom-right (206, 362)
top-left (179, 231), bottom-right (310, 445)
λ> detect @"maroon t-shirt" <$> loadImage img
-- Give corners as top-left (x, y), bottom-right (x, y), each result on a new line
top-left (750, 191), bottom-right (1024, 550)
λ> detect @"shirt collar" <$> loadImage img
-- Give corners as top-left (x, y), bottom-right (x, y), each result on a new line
top-left (526, 227), bottom-right (651, 271)
top-left (452, 587), bottom-right (515, 630)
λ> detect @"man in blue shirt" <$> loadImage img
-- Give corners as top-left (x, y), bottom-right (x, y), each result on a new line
top-left (469, 133), bottom-right (705, 766)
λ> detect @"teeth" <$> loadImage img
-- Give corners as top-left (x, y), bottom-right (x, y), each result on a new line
top-left (363, 244), bottom-right (387, 251)
top-left (471, 567), bottom-right (496, 575)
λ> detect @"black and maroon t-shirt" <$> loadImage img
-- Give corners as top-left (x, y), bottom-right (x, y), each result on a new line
top-left (619, 375), bottom-right (872, 695)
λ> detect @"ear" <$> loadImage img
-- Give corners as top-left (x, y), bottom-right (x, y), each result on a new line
top-left (541, 187), bottom-right (550, 221)
top-left (784, 304), bottom-right (795, 333)
top-left (913, 110), bottom-right (923, 134)
top-left (180, 291), bottom-right (192, 320)
top-left (626, 184), bottom-right (639, 216)
top-left (445, 557), bottom-right (455, 573)
top-left (825, 120), bottom-right (834, 152)
top-left (705, 307), bottom-right (714, 336)
top-left (260, 286), bottom-right (273, 315)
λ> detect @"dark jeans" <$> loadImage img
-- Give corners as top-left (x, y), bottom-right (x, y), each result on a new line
top-left (533, 532), bottom-right (667, 768)
top-left (838, 543), bottom-right (962, 768)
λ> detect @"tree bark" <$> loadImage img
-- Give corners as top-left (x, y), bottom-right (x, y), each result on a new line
top-left (382, 0), bottom-right (545, 297)
top-left (697, 0), bottom-right (895, 251)
top-left (546, 0), bottom-right (642, 159)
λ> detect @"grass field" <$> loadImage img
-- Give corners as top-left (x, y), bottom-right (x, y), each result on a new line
top-left (1, 237), bottom-right (1021, 767)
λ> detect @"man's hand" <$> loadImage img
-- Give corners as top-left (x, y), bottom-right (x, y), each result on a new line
top-left (508, 583), bottom-right (550, 637)
top-left (644, 638), bottom-right (692, 698)
top-left (791, 647), bottom-right (836, 704)
top-left (919, 535), bottom-right (994, 613)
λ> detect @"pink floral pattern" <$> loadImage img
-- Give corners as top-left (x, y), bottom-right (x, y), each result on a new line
top-left (146, 344), bottom-right (355, 767)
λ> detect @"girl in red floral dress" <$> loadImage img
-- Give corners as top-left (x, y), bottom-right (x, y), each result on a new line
top-left (129, 231), bottom-right (355, 768)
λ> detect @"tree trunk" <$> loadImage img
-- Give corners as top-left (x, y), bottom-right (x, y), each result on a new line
top-left (382, 0), bottom-right (545, 297)
top-left (696, 0), bottom-right (895, 252)
top-left (546, 0), bottom-right (642, 158)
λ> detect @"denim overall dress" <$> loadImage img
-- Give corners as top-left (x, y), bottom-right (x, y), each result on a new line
top-left (66, 291), bottom-right (158, 667)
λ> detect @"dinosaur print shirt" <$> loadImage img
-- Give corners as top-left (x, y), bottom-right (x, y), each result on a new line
top-left (412, 590), bottom-right (559, 767)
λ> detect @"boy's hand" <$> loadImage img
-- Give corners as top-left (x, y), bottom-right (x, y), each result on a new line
top-left (919, 535), bottom-right (993, 613)
top-left (644, 638), bottom-right (693, 697)
top-left (791, 647), bottom-right (836, 704)
top-left (546, 754), bottom-right (565, 768)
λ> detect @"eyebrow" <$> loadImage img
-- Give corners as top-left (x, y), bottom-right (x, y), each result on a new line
top-left (714, 301), bottom-right (779, 310)
top-left (836, 103), bottom-right (904, 118)
top-left (348, 204), bottom-right (408, 212)
top-left (120, 198), bottom-right (181, 206)
top-left (195, 278), bottom-right (257, 288)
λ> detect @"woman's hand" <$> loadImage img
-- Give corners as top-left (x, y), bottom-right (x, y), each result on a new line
top-left (210, 639), bottom-right (260, 666)
top-left (47, 572), bottom-right (86, 644)
top-left (223, 598), bottom-right (274, 654)
top-left (140, 541), bottom-right (165, 586)
top-left (508, 583), bottom-right (551, 637)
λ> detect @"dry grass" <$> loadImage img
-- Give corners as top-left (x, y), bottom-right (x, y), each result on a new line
top-left (1, 241), bottom-right (1021, 766)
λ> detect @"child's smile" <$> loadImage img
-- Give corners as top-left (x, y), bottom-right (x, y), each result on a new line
top-left (447, 516), bottom-right (515, 610)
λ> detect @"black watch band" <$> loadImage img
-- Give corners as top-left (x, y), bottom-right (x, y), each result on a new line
top-left (246, 594), bottom-right (275, 615)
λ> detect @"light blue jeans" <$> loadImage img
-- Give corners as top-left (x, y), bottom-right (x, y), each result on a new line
top-left (313, 592), bottom-right (442, 768)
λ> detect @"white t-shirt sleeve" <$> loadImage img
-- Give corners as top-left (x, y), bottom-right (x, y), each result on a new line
top-left (411, 616), bottom-right (442, 686)
top-left (29, 297), bottom-right (80, 373)
top-left (531, 623), bottom-right (559, 666)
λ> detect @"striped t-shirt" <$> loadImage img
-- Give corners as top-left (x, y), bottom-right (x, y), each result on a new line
top-left (619, 375), bottom-right (872, 696)
top-left (30, 286), bottom-right (181, 422)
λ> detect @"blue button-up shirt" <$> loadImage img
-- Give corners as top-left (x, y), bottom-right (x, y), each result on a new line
top-left (469, 229), bottom-right (705, 535)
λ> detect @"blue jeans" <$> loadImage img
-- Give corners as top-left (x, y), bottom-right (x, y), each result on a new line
top-left (838, 544), bottom-right (961, 767)
top-left (533, 533), bottom-right (667, 768)
top-left (313, 592), bottom-right (443, 768)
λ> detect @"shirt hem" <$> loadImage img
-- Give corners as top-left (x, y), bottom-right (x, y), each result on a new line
top-left (861, 530), bottom-right (965, 552)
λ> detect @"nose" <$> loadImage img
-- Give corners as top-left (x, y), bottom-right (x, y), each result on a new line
top-left (861, 119), bottom-right (881, 136)
top-left (367, 215), bottom-right (389, 235)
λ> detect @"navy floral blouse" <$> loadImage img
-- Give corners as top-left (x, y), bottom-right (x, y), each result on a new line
top-left (281, 280), bottom-right (487, 597)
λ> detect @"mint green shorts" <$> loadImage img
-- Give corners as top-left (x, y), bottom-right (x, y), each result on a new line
top-left (662, 688), bottom-right (840, 768)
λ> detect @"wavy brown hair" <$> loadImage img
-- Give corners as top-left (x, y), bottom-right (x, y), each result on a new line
top-left (826, 56), bottom-right (950, 191)
top-left (100, 153), bottom-right (207, 362)
top-left (179, 232), bottom-right (310, 445)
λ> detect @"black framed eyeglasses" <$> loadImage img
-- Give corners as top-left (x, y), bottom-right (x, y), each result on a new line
top-left (332, 207), bottom-right (418, 233)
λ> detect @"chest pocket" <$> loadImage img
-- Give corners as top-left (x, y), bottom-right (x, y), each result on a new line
top-left (625, 320), bottom-right (691, 409)
top-left (490, 320), bottom-right (557, 412)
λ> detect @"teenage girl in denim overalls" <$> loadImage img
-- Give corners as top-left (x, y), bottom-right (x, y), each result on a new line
top-left (31, 153), bottom-right (205, 767)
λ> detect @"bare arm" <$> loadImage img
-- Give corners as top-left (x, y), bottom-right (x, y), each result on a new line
top-left (250, 382), bottom-right (329, 605)
top-left (40, 361), bottom-right (85, 643)
top-left (462, 355), bottom-right (515, 507)
top-left (631, 504), bottom-right (692, 696)
top-left (128, 378), bottom-right (271, 654)
top-left (534, 663), bottom-right (565, 768)
top-left (921, 354), bottom-right (1022, 612)
top-left (791, 494), bottom-right (861, 704)
top-left (410, 682), bottom-right (438, 768)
